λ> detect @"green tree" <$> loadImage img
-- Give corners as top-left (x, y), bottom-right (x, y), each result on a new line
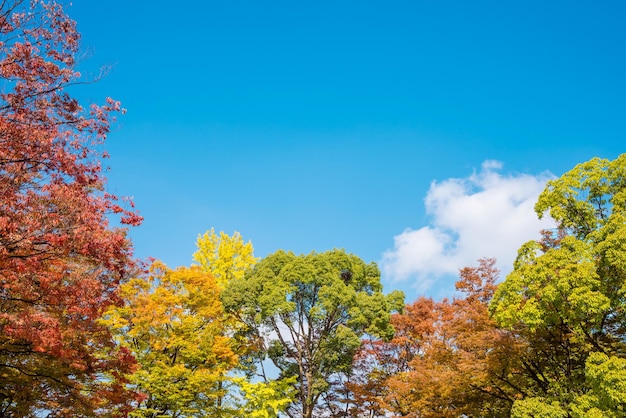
top-left (101, 262), bottom-right (238, 417)
top-left (490, 154), bottom-right (626, 417)
top-left (223, 249), bottom-right (404, 418)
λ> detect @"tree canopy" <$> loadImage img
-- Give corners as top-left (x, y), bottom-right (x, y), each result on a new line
top-left (0, 2), bottom-right (623, 416)
top-left (348, 258), bottom-right (523, 417)
top-left (491, 154), bottom-right (626, 417)
top-left (102, 262), bottom-right (238, 417)
top-left (222, 249), bottom-right (404, 418)
top-left (0, 0), bottom-right (141, 415)
top-left (341, 154), bottom-right (626, 418)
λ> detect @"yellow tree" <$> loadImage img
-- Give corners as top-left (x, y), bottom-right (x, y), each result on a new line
top-left (101, 262), bottom-right (238, 417)
top-left (194, 230), bottom-right (294, 417)
top-left (193, 228), bottom-right (257, 289)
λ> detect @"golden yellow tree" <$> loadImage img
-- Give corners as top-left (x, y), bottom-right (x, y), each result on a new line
top-left (102, 262), bottom-right (238, 417)
top-left (193, 228), bottom-right (257, 288)
top-left (193, 230), bottom-right (297, 417)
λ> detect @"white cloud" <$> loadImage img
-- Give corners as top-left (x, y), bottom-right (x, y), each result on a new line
top-left (381, 161), bottom-right (556, 292)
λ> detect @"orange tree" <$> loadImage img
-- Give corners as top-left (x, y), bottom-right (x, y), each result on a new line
top-left (349, 259), bottom-right (525, 417)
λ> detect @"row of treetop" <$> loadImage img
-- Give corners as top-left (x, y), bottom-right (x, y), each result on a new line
top-left (1, 1), bottom-right (625, 417)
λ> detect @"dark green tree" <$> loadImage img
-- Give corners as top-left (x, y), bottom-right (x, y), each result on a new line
top-left (223, 249), bottom-right (404, 418)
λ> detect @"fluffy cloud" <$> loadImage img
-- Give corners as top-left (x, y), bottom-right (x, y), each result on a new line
top-left (381, 161), bottom-right (556, 291)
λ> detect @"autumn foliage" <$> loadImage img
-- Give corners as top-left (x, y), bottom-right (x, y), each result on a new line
top-left (1, 1), bottom-right (625, 416)
top-left (0, 0), bottom-right (141, 415)
top-left (347, 259), bottom-right (523, 417)
top-left (102, 262), bottom-right (238, 417)
top-left (345, 155), bottom-right (626, 418)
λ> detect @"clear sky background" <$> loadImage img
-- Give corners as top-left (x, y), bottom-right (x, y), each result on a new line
top-left (69, 1), bottom-right (624, 301)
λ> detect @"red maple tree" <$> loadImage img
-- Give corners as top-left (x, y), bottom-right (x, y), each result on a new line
top-left (0, 1), bottom-right (142, 415)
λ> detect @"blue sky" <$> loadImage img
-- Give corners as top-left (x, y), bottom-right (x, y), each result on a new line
top-left (69, 1), bottom-right (624, 301)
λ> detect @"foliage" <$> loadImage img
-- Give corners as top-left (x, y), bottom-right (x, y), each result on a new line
top-left (569, 352), bottom-right (626, 417)
top-left (0, 0), bottom-right (141, 415)
top-left (510, 397), bottom-right (568, 418)
top-left (222, 249), bottom-right (404, 418)
top-left (193, 229), bottom-right (268, 416)
top-left (349, 258), bottom-right (523, 417)
top-left (346, 296), bottom-right (437, 417)
top-left (102, 262), bottom-right (238, 417)
top-left (345, 155), bottom-right (626, 417)
top-left (193, 228), bottom-right (257, 289)
top-left (233, 376), bottom-right (297, 418)
top-left (491, 154), bottom-right (626, 416)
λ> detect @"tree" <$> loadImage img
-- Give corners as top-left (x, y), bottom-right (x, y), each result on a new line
top-left (233, 376), bottom-right (297, 418)
top-left (193, 228), bottom-right (257, 289)
top-left (101, 262), bottom-right (238, 417)
top-left (222, 249), bottom-right (404, 418)
top-left (0, 1), bottom-right (141, 415)
top-left (349, 259), bottom-right (524, 417)
top-left (346, 296), bottom-right (437, 417)
top-left (193, 229), bottom-right (267, 417)
top-left (490, 154), bottom-right (626, 417)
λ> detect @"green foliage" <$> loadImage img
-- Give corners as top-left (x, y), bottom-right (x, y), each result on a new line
top-left (491, 154), bottom-right (626, 415)
top-left (534, 155), bottom-right (626, 238)
top-left (491, 236), bottom-right (609, 331)
top-left (223, 249), bottom-right (404, 418)
top-left (570, 352), bottom-right (626, 417)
